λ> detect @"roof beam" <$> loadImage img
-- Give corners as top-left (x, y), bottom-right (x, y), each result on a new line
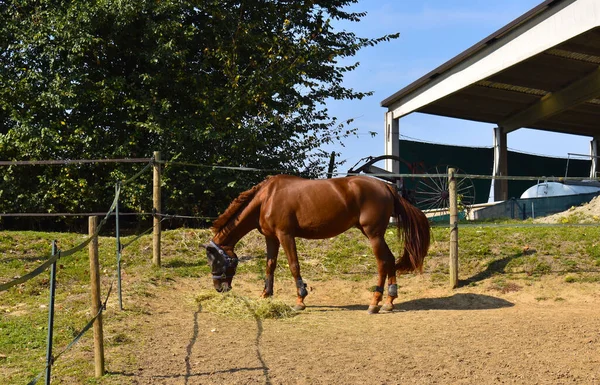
top-left (383, 0), bottom-right (600, 119)
top-left (499, 66), bottom-right (600, 133)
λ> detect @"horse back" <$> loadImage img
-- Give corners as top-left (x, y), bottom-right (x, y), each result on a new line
top-left (257, 175), bottom-right (394, 239)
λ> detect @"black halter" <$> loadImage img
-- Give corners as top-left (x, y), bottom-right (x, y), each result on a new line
top-left (209, 241), bottom-right (239, 280)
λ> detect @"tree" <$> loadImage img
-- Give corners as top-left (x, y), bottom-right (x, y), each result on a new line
top-left (0, 0), bottom-right (398, 227)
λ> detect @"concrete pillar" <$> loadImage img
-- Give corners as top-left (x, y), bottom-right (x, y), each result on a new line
top-left (384, 111), bottom-right (400, 174)
top-left (590, 138), bottom-right (599, 179)
top-left (492, 126), bottom-right (508, 201)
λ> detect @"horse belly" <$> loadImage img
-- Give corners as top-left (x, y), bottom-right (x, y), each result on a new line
top-left (294, 201), bottom-right (357, 239)
top-left (259, 178), bottom-right (361, 239)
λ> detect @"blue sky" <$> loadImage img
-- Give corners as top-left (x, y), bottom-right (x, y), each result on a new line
top-left (324, 0), bottom-right (592, 169)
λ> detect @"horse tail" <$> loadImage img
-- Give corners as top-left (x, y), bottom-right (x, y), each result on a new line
top-left (386, 184), bottom-right (431, 273)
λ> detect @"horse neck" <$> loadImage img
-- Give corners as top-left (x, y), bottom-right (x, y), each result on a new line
top-left (213, 204), bottom-right (259, 248)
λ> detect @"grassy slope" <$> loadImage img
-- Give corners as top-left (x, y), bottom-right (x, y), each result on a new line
top-left (1, 223), bottom-right (600, 383)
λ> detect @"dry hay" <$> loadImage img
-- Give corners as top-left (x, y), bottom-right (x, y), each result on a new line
top-left (534, 195), bottom-right (600, 224)
top-left (196, 290), bottom-right (297, 320)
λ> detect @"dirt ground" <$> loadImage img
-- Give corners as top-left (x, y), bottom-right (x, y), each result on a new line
top-left (535, 194), bottom-right (600, 223)
top-left (95, 271), bottom-right (600, 385)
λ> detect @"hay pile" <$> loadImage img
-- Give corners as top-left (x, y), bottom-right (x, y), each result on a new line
top-left (196, 291), bottom-right (297, 320)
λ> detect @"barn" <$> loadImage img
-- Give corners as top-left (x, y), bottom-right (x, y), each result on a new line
top-left (381, 0), bottom-right (600, 202)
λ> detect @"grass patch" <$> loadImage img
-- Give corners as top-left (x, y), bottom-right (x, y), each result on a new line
top-left (196, 290), bottom-right (297, 320)
top-left (564, 275), bottom-right (577, 283)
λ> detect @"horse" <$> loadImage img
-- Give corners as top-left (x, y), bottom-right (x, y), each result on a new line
top-left (204, 174), bottom-right (430, 314)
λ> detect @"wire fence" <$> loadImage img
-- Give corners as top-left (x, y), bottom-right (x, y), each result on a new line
top-left (0, 159), bottom-right (155, 384)
top-left (2, 154), bottom-right (600, 383)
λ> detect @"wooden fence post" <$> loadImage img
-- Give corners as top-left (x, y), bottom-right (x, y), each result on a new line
top-left (327, 152), bottom-right (336, 178)
top-left (153, 151), bottom-right (162, 267)
top-left (448, 168), bottom-right (459, 289)
top-left (88, 216), bottom-right (105, 377)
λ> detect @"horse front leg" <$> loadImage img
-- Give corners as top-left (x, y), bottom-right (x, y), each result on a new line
top-left (261, 236), bottom-right (280, 298)
top-left (278, 233), bottom-right (308, 311)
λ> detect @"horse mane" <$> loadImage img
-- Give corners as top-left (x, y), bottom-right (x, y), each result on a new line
top-left (210, 176), bottom-right (272, 235)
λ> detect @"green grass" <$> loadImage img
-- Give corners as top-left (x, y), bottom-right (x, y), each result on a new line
top-left (1, 222), bottom-right (600, 383)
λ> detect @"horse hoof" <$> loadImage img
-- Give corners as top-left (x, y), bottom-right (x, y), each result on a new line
top-left (367, 305), bottom-right (380, 314)
top-left (293, 304), bottom-right (306, 311)
top-left (381, 303), bottom-right (394, 312)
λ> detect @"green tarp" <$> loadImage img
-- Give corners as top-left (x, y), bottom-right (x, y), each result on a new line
top-left (398, 139), bottom-right (591, 204)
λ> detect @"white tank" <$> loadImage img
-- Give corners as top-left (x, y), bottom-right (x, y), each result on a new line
top-left (520, 181), bottom-right (600, 198)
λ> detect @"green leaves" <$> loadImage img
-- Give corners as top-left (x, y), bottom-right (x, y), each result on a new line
top-left (0, 0), bottom-right (399, 223)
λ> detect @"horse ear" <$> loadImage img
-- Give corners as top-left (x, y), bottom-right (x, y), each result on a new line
top-left (204, 243), bottom-right (218, 253)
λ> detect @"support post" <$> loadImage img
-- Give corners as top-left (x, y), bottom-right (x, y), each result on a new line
top-left (448, 168), bottom-right (459, 289)
top-left (492, 126), bottom-right (508, 201)
top-left (88, 216), bottom-right (105, 377)
top-left (153, 151), bottom-right (162, 267)
top-left (45, 241), bottom-right (58, 385)
top-left (590, 138), bottom-right (599, 179)
top-left (384, 111), bottom-right (400, 174)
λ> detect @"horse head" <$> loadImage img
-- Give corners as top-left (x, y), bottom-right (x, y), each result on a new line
top-left (204, 241), bottom-right (239, 292)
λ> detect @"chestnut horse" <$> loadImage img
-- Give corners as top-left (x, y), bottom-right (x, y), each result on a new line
top-left (205, 174), bottom-right (430, 313)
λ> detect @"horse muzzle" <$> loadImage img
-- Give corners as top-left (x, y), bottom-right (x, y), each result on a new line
top-left (214, 279), bottom-right (231, 292)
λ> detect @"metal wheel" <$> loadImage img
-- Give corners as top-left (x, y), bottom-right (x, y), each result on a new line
top-left (414, 165), bottom-right (476, 221)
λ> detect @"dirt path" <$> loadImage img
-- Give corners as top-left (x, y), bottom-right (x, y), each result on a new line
top-left (94, 274), bottom-right (600, 385)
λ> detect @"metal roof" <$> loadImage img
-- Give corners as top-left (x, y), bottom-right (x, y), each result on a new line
top-left (381, 0), bottom-right (600, 137)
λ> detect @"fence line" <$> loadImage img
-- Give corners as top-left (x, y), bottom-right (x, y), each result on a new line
top-left (28, 268), bottom-right (116, 385)
top-left (155, 212), bottom-right (218, 221)
top-left (0, 212), bottom-right (152, 217)
top-left (0, 159), bottom-right (154, 384)
top-left (4, 154), bottom-right (600, 383)
top-left (0, 185), bottom-right (120, 291)
top-left (344, 172), bottom-right (600, 182)
top-left (431, 222), bottom-right (600, 228)
top-left (4, 153), bottom-right (600, 181)
top-left (160, 158), bottom-right (600, 182)
top-left (160, 159), bottom-right (291, 174)
top-left (0, 158), bottom-right (152, 166)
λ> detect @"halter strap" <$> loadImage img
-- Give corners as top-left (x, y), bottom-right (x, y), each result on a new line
top-left (209, 240), bottom-right (230, 259)
top-left (209, 241), bottom-right (239, 280)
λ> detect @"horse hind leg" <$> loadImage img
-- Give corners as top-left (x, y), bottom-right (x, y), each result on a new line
top-left (278, 233), bottom-right (308, 311)
top-left (381, 277), bottom-right (398, 312)
top-left (368, 235), bottom-right (397, 314)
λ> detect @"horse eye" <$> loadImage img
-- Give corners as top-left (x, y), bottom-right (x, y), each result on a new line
top-left (206, 251), bottom-right (216, 264)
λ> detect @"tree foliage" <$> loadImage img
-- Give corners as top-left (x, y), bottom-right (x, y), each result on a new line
top-left (0, 0), bottom-right (398, 229)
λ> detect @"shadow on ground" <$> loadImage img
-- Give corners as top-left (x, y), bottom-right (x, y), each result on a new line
top-left (397, 293), bottom-right (514, 311)
top-left (309, 293), bottom-right (513, 313)
top-left (461, 255), bottom-right (521, 287)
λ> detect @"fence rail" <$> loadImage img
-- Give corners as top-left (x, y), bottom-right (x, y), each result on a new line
top-left (0, 158), bottom-right (152, 166)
